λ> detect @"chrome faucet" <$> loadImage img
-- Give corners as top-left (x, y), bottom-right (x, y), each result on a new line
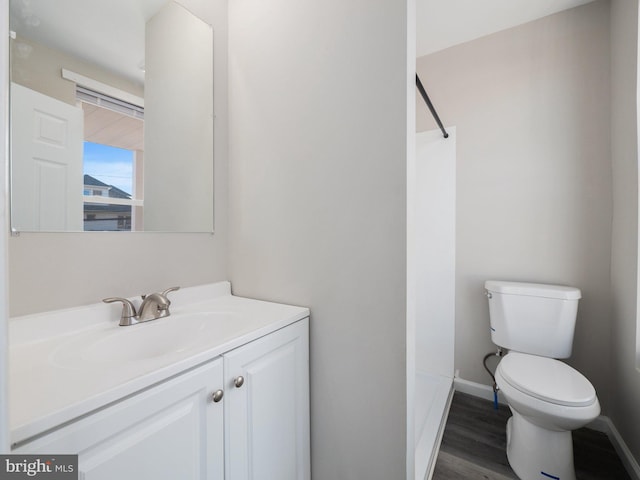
top-left (103, 287), bottom-right (180, 326)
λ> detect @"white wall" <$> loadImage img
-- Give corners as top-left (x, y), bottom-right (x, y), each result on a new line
top-left (1, 0), bottom-right (10, 452)
top-left (10, 35), bottom-right (144, 106)
top-left (227, 0), bottom-right (410, 478)
top-left (610, 0), bottom-right (640, 463)
top-left (417, 1), bottom-right (613, 411)
top-left (144, 1), bottom-right (214, 232)
top-left (7, 0), bottom-right (229, 316)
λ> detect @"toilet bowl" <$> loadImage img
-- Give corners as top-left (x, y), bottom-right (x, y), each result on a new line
top-left (495, 352), bottom-right (600, 480)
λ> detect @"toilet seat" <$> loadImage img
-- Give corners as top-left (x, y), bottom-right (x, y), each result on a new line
top-left (497, 352), bottom-right (596, 407)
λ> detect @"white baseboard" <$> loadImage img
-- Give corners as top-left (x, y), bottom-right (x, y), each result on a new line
top-left (453, 377), bottom-right (506, 404)
top-left (598, 416), bottom-right (640, 480)
top-left (454, 378), bottom-right (640, 480)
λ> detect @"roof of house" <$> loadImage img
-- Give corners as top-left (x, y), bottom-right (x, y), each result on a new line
top-left (83, 174), bottom-right (131, 199)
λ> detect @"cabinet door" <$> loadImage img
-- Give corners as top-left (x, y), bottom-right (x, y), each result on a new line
top-left (224, 319), bottom-right (310, 480)
top-left (14, 358), bottom-right (225, 480)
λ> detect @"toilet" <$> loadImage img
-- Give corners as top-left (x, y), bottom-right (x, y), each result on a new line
top-left (484, 280), bottom-right (600, 480)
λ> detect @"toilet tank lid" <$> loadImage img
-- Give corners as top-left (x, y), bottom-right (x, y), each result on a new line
top-left (484, 280), bottom-right (581, 300)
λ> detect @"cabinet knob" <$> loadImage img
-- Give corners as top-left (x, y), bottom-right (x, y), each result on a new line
top-left (211, 389), bottom-right (224, 403)
top-left (234, 376), bottom-right (245, 388)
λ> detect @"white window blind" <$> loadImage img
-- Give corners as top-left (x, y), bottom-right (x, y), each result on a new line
top-left (76, 86), bottom-right (144, 120)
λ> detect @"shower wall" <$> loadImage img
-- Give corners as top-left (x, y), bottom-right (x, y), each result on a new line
top-left (415, 128), bottom-right (455, 377)
top-left (412, 127), bottom-right (456, 480)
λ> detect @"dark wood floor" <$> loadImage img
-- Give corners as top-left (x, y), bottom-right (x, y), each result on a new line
top-left (432, 392), bottom-right (631, 480)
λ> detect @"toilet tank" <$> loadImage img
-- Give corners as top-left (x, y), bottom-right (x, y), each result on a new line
top-left (484, 280), bottom-right (581, 358)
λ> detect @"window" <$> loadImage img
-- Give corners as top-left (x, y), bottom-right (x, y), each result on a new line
top-left (75, 85), bottom-right (144, 231)
top-left (83, 142), bottom-right (134, 197)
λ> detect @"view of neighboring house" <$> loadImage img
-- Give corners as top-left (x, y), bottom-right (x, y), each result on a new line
top-left (83, 174), bottom-right (132, 231)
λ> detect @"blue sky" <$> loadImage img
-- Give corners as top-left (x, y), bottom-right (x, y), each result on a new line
top-left (83, 142), bottom-right (134, 195)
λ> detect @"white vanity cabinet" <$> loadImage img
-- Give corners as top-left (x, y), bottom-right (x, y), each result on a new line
top-left (14, 357), bottom-right (226, 479)
top-left (12, 317), bottom-right (310, 480)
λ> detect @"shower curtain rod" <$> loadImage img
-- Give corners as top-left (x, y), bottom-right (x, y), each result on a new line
top-left (415, 74), bottom-right (449, 139)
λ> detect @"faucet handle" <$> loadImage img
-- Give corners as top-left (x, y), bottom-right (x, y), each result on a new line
top-left (103, 297), bottom-right (138, 326)
top-left (158, 287), bottom-right (180, 315)
top-left (156, 287), bottom-right (180, 319)
top-left (141, 287), bottom-right (180, 301)
top-left (161, 286), bottom-right (180, 299)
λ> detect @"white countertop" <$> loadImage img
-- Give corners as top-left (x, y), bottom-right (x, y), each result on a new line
top-left (9, 282), bottom-right (309, 446)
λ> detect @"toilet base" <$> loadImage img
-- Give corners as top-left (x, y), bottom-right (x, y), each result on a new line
top-left (506, 412), bottom-right (576, 480)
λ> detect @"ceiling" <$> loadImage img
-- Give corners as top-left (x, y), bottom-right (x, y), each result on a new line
top-left (417, 0), bottom-right (597, 58)
top-left (10, 0), bottom-right (599, 85)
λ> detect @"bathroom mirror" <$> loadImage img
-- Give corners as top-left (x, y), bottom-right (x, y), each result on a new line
top-left (9, 0), bottom-right (214, 233)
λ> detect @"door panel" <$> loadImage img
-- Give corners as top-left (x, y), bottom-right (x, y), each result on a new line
top-left (11, 83), bottom-right (83, 231)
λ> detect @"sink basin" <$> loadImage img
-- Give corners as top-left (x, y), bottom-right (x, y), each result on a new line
top-left (86, 313), bottom-right (220, 362)
top-left (49, 312), bottom-right (240, 369)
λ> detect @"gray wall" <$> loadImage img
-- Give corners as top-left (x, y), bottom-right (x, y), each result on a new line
top-left (610, 0), bottom-right (640, 463)
top-left (8, 0), bottom-right (228, 316)
top-left (417, 1), bottom-right (613, 411)
top-left (227, 0), bottom-right (410, 478)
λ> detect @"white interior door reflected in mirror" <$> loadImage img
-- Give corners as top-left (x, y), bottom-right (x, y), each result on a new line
top-left (11, 83), bottom-right (84, 232)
